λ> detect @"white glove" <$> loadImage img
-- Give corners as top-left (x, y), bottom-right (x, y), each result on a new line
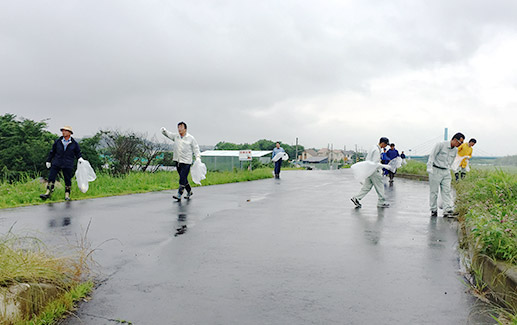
top-left (195, 157), bottom-right (201, 163)
top-left (78, 157), bottom-right (85, 163)
top-left (46, 162), bottom-right (51, 169)
top-left (427, 166), bottom-right (433, 174)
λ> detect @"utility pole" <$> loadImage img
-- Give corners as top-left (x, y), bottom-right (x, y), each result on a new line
top-left (331, 143), bottom-right (334, 169)
top-left (444, 127), bottom-right (448, 141)
top-left (295, 137), bottom-right (299, 161)
top-left (355, 144), bottom-right (358, 163)
top-left (327, 143), bottom-right (330, 169)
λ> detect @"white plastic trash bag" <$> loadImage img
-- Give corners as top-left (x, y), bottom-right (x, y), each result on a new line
top-left (272, 152), bottom-right (289, 162)
top-left (451, 155), bottom-right (469, 173)
top-left (191, 160), bottom-right (207, 185)
top-left (75, 159), bottom-right (97, 193)
top-left (351, 161), bottom-right (379, 182)
top-left (388, 157), bottom-right (403, 171)
top-left (351, 161), bottom-right (396, 182)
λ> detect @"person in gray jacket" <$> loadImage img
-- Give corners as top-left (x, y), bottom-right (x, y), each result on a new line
top-left (427, 132), bottom-right (464, 217)
top-left (161, 121), bottom-right (201, 201)
top-left (351, 137), bottom-right (391, 208)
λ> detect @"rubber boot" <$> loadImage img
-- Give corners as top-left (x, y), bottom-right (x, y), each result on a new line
top-left (65, 186), bottom-right (71, 201)
top-left (185, 184), bottom-right (193, 199)
top-left (40, 182), bottom-right (54, 200)
top-left (173, 186), bottom-right (184, 201)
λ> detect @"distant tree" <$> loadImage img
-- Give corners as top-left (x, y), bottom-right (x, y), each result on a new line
top-left (215, 141), bottom-right (250, 150)
top-left (137, 136), bottom-right (168, 172)
top-left (100, 130), bottom-right (145, 175)
top-left (79, 132), bottom-right (103, 172)
top-left (250, 139), bottom-right (275, 151)
top-left (495, 155), bottom-right (517, 166)
top-left (213, 139), bottom-right (305, 165)
top-left (155, 151), bottom-right (175, 167)
top-left (0, 114), bottom-right (56, 181)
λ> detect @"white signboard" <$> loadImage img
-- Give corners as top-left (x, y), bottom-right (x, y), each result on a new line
top-left (239, 150), bottom-right (252, 161)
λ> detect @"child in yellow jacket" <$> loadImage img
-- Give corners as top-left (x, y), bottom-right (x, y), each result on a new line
top-left (455, 138), bottom-right (476, 180)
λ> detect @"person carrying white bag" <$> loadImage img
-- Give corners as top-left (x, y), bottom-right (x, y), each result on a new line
top-left (161, 121), bottom-right (203, 201)
top-left (350, 137), bottom-right (391, 208)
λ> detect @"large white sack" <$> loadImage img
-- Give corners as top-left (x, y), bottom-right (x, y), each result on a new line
top-left (351, 161), bottom-right (379, 181)
top-left (388, 157), bottom-right (403, 171)
top-left (451, 155), bottom-right (469, 173)
top-left (191, 160), bottom-right (207, 185)
top-left (272, 152), bottom-right (289, 162)
top-left (351, 161), bottom-right (396, 182)
top-left (75, 159), bottom-right (97, 193)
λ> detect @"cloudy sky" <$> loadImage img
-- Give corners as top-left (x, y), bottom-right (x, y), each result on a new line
top-left (2, 0), bottom-right (516, 156)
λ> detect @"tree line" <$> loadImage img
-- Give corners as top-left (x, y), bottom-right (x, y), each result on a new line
top-left (1, 114), bottom-right (304, 182)
top-left (215, 139), bottom-right (304, 163)
top-left (0, 114), bottom-right (172, 181)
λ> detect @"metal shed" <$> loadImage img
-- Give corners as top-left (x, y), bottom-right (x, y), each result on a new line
top-left (200, 150), bottom-right (272, 171)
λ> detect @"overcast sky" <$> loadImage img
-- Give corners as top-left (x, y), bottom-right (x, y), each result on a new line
top-left (2, 0), bottom-right (516, 156)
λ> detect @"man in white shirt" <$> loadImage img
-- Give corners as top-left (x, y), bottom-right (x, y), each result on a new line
top-left (351, 137), bottom-right (390, 208)
top-left (161, 122), bottom-right (201, 201)
top-left (427, 132), bottom-right (464, 217)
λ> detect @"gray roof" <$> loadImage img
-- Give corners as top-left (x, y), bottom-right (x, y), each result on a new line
top-left (303, 156), bottom-right (329, 163)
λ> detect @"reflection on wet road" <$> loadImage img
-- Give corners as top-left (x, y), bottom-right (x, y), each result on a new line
top-left (0, 170), bottom-right (493, 324)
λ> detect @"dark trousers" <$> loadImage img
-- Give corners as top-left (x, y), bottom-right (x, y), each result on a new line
top-left (48, 166), bottom-right (74, 186)
top-left (177, 163), bottom-right (192, 194)
top-left (274, 159), bottom-right (282, 176)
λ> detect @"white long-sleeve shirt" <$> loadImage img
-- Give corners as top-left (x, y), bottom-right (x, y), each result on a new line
top-left (161, 129), bottom-right (201, 164)
top-left (366, 145), bottom-right (382, 163)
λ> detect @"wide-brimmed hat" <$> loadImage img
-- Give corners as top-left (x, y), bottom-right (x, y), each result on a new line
top-left (60, 126), bottom-right (73, 134)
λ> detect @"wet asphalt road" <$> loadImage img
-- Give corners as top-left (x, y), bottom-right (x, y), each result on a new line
top-left (0, 170), bottom-right (492, 324)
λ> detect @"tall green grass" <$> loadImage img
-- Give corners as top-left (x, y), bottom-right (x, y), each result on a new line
top-left (1, 231), bottom-right (94, 324)
top-left (397, 160), bottom-right (428, 175)
top-left (455, 169), bottom-right (517, 264)
top-left (0, 235), bottom-right (73, 287)
top-left (0, 168), bottom-right (274, 209)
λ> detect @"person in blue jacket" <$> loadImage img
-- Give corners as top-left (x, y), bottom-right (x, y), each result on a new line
top-left (272, 142), bottom-right (285, 179)
top-left (381, 147), bottom-right (389, 176)
top-left (386, 143), bottom-right (400, 183)
top-left (40, 126), bottom-right (83, 201)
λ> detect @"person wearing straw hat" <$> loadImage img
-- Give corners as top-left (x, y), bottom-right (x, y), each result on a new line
top-left (40, 125), bottom-right (84, 201)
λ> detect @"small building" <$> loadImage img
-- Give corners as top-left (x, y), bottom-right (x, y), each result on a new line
top-left (301, 149), bottom-right (318, 160)
top-left (302, 156), bottom-right (329, 164)
top-left (200, 150), bottom-right (273, 171)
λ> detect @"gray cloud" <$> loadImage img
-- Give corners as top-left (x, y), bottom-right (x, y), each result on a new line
top-left (2, 0), bottom-right (517, 156)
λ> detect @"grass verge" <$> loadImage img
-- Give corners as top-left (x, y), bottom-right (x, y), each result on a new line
top-left (455, 169), bottom-right (517, 264)
top-left (397, 160), bottom-right (427, 175)
top-left (1, 231), bottom-right (94, 324)
top-left (16, 281), bottom-right (94, 325)
top-left (0, 168), bottom-right (274, 209)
